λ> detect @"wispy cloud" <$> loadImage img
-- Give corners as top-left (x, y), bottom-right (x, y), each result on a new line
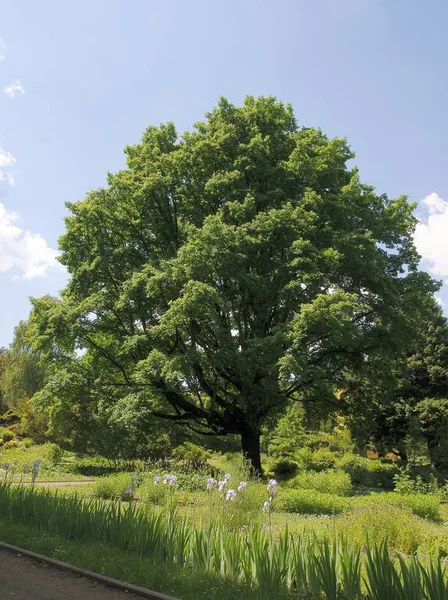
top-left (0, 202), bottom-right (59, 279)
top-left (0, 172), bottom-right (15, 186)
top-left (4, 80), bottom-right (24, 98)
top-left (0, 149), bottom-right (16, 185)
top-left (414, 192), bottom-right (448, 278)
top-left (0, 149), bottom-right (15, 169)
top-left (0, 39), bottom-right (6, 62)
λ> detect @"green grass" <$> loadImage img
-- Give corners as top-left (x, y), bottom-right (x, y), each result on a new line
top-left (286, 469), bottom-right (352, 496)
top-left (1, 482), bottom-right (448, 599)
top-left (0, 442), bottom-right (91, 481)
top-left (0, 519), bottom-right (283, 600)
top-left (277, 488), bottom-right (348, 515)
top-left (3, 443), bottom-right (448, 560)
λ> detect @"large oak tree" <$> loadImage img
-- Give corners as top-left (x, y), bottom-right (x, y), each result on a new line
top-left (33, 97), bottom-right (435, 472)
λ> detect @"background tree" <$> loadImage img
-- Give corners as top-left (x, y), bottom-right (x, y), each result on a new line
top-left (0, 318), bottom-right (48, 440)
top-left (1, 320), bottom-right (47, 409)
top-left (344, 299), bottom-right (448, 463)
top-left (0, 347), bottom-right (6, 413)
top-left (32, 96), bottom-right (436, 473)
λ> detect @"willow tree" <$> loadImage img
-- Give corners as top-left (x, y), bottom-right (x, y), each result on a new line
top-left (33, 97), bottom-right (435, 472)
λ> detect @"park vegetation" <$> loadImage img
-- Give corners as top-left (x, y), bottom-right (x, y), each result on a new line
top-left (1, 96), bottom-right (448, 598)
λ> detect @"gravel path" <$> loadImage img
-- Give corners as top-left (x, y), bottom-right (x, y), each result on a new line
top-left (0, 548), bottom-right (143, 599)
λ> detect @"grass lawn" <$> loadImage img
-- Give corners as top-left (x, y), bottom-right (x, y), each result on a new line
top-left (0, 519), bottom-right (292, 600)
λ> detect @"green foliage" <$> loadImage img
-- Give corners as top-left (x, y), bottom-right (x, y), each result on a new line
top-left (3, 481), bottom-right (447, 599)
top-left (92, 473), bottom-right (136, 501)
top-left (47, 443), bottom-right (64, 467)
top-left (296, 447), bottom-right (337, 471)
top-left (338, 454), bottom-right (398, 489)
top-left (276, 488), bottom-right (347, 514)
top-left (345, 300), bottom-right (448, 461)
top-left (0, 348), bottom-right (6, 413)
top-left (393, 466), bottom-right (439, 495)
top-left (0, 520), bottom-right (277, 600)
top-left (304, 418), bottom-right (354, 454)
top-left (172, 443), bottom-right (210, 470)
top-left (268, 403), bottom-right (306, 458)
top-left (271, 458), bottom-right (298, 478)
top-left (15, 397), bottom-right (48, 443)
top-left (2, 440), bottom-right (19, 449)
top-left (288, 469), bottom-right (352, 496)
top-left (416, 398), bottom-right (448, 468)
top-left (31, 96), bottom-right (436, 472)
top-left (351, 492), bottom-right (441, 521)
top-left (340, 504), bottom-right (426, 555)
top-left (1, 320), bottom-right (47, 410)
top-left (0, 428), bottom-right (14, 443)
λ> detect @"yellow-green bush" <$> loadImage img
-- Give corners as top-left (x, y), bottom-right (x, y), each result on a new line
top-left (92, 473), bottom-right (135, 501)
top-left (295, 447), bottom-right (337, 471)
top-left (338, 454), bottom-right (398, 489)
top-left (0, 428), bottom-right (15, 444)
top-left (351, 492), bottom-right (441, 521)
top-left (287, 469), bottom-right (352, 496)
top-left (276, 488), bottom-right (347, 514)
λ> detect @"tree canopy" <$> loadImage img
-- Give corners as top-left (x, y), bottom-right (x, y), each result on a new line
top-left (1, 320), bottom-right (46, 410)
top-left (32, 96), bottom-right (436, 472)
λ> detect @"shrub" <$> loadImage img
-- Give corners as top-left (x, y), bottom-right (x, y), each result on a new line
top-left (288, 469), bottom-right (352, 496)
top-left (268, 404), bottom-right (306, 457)
top-left (92, 473), bottom-right (136, 501)
top-left (146, 433), bottom-right (175, 463)
top-left (338, 505), bottom-right (428, 554)
top-left (272, 459), bottom-right (298, 478)
top-left (351, 492), bottom-right (441, 521)
top-left (1, 429), bottom-right (14, 444)
top-left (47, 443), bottom-right (64, 467)
top-left (338, 454), bottom-right (397, 490)
top-left (393, 466), bottom-right (439, 495)
top-left (139, 478), bottom-right (168, 506)
top-left (172, 443), bottom-right (210, 470)
top-left (3, 440), bottom-right (19, 449)
top-left (296, 447), bottom-right (337, 471)
top-left (276, 488), bottom-right (347, 515)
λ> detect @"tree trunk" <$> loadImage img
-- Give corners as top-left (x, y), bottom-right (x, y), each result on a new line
top-left (241, 427), bottom-right (263, 476)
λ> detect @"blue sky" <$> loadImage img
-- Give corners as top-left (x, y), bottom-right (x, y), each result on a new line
top-left (1, 0), bottom-right (448, 346)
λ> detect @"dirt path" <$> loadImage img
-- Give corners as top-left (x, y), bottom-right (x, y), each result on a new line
top-left (0, 548), bottom-right (143, 599)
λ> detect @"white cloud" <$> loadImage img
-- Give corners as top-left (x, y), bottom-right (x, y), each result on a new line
top-left (0, 202), bottom-right (59, 278)
top-left (0, 149), bottom-right (15, 168)
top-left (414, 192), bottom-right (448, 277)
top-left (4, 80), bottom-right (24, 98)
top-left (0, 39), bottom-right (6, 62)
top-left (0, 171), bottom-right (15, 186)
top-left (0, 148), bottom-right (16, 185)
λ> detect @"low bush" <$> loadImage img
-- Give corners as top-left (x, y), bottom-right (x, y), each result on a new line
top-left (138, 478), bottom-right (168, 506)
top-left (287, 469), bottom-right (352, 496)
top-left (338, 505), bottom-right (429, 554)
top-left (1, 429), bottom-right (15, 444)
top-left (276, 488), bottom-right (347, 515)
top-left (338, 454), bottom-right (398, 490)
top-left (272, 459), bottom-right (298, 478)
top-left (3, 440), bottom-right (19, 449)
top-left (92, 473), bottom-right (136, 501)
top-left (393, 466), bottom-right (439, 495)
top-left (48, 443), bottom-right (64, 467)
top-left (296, 447), bottom-right (337, 471)
top-left (351, 492), bottom-right (441, 521)
top-left (172, 443), bottom-right (210, 470)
